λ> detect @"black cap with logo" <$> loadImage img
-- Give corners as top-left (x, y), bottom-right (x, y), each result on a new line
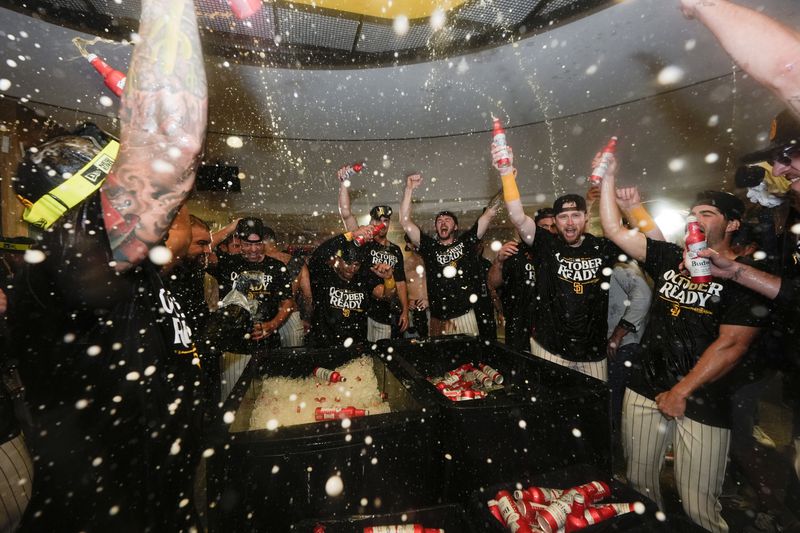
top-left (236, 217), bottom-right (266, 242)
top-left (552, 194), bottom-right (587, 215)
top-left (369, 205), bottom-right (392, 220)
top-left (691, 191), bottom-right (745, 221)
top-left (741, 110), bottom-right (800, 164)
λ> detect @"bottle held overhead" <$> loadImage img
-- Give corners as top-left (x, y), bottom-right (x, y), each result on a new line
top-left (588, 136), bottom-right (619, 185)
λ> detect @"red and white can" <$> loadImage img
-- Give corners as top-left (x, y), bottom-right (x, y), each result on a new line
top-left (479, 363), bottom-right (504, 384)
top-left (537, 497), bottom-right (574, 533)
top-left (519, 486), bottom-right (563, 505)
top-left (313, 367), bottom-right (346, 383)
top-left (314, 406), bottom-right (368, 421)
top-left (363, 525), bottom-right (443, 533)
top-left (584, 502), bottom-right (636, 525)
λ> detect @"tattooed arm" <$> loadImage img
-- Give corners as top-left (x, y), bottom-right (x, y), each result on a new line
top-left (680, 0), bottom-right (800, 119)
top-left (100, 0), bottom-right (208, 270)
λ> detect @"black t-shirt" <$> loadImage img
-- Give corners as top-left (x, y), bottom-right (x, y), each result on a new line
top-left (6, 195), bottom-right (202, 531)
top-left (630, 239), bottom-right (770, 428)
top-left (500, 242), bottom-right (537, 351)
top-left (530, 231), bottom-right (622, 361)
top-left (165, 264), bottom-right (211, 334)
top-left (308, 235), bottom-right (380, 346)
top-left (418, 225), bottom-right (481, 320)
top-left (213, 255), bottom-right (292, 349)
top-left (362, 240), bottom-right (406, 325)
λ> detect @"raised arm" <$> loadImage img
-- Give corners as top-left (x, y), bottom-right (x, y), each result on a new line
top-left (100, 0), bottom-right (207, 270)
top-left (692, 248), bottom-right (782, 300)
top-left (211, 218), bottom-right (240, 249)
top-left (337, 165), bottom-right (358, 232)
top-left (680, 0), bottom-right (800, 118)
top-left (614, 187), bottom-right (665, 241)
top-left (476, 199), bottom-right (500, 239)
top-left (400, 173), bottom-right (423, 247)
top-left (491, 144), bottom-right (536, 245)
top-left (598, 154), bottom-right (647, 262)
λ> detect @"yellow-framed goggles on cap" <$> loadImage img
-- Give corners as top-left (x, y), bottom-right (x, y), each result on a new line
top-left (20, 140), bottom-right (119, 229)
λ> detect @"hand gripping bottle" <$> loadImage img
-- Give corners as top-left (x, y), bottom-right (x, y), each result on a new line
top-left (588, 136), bottom-right (618, 185)
top-left (353, 222), bottom-right (386, 246)
top-left (313, 367), bottom-right (346, 383)
top-left (228, 0), bottom-right (263, 19)
top-left (338, 161), bottom-right (366, 182)
top-left (492, 117), bottom-right (512, 170)
top-left (314, 406), bottom-right (368, 421)
top-left (363, 525), bottom-right (444, 533)
top-left (86, 53), bottom-right (126, 97)
top-left (685, 216), bottom-right (712, 283)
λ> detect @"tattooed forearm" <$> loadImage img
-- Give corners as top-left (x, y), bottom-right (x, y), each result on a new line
top-left (102, 0), bottom-right (208, 270)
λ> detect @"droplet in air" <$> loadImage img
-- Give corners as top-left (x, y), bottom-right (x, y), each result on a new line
top-left (707, 115), bottom-right (720, 127)
top-left (469, 294), bottom-right (478, 304)
top-left (226, 136), bottom-right (244, 149)
top-left (633, 501), bottom-right (646, 515)
top-left (429, 8), bottom-right (446, 30)
top-left (223, 411), bottom-right (235, 424)
top-left (0, 79), bottom-right (11, 91)
top-left (490, 240), bottom-right (502, 252)
top-left (518, 420), bottom-right (527, 429)
top-left (148, 246), bottom-right (172, 265)
top-left (343, 337), bottom-right (354, 348)
top-left (125, 371), bottom-right (140, 381)
top-left (266, 418), bottom-right (279, 430)
top-left (572, 428), bottom-right (582, 438)
top-left (704, 153), bottom-right (719, 164)
top-left (393, 15), bottom-right (409, 36)
top-left (585, 64), bottom-right (598, 75)
top-left (443, 265), bottom-right (457, 278)
top-left (325, 475), bottom-right (344, 497)
top-left (99, 95), bottom-right (113, 107)
top-left (657, 65), bottom-right (685, 86)
top-left (24, 249), bottom-right (45, 264)
top-left (668, 158), bottom-right (686, 172)
top-left (87, 345), bottom-right (102, 356)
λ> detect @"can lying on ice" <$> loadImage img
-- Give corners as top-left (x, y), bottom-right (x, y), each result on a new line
top-left (362, 525), bottom-right (444, 533)
top-left (479, 363), bottom-right (504, 384)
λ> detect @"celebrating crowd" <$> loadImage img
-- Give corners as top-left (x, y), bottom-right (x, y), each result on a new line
top-left (0, 0), bottom-right (799, 531)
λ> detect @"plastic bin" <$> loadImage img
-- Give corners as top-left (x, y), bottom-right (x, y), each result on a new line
top-left (384, 336), bottom-right (612, 501)
top-left (207, 345), bottom-right (442, 532)
top-left (291, 503), bottom-right (478, 532)
top-left (470, 463), bottom-right (708, 532)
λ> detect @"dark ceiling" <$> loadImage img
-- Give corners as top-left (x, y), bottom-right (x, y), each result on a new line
top-left (2, 0), bottom-right (610, 67)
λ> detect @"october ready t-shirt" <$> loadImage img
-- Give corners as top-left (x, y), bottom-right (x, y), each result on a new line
top-left (530, 231), bottom-right (622, 361)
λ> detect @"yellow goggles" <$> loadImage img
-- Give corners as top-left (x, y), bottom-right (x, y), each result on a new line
top-left (22, 140), bottom-right (119, 229)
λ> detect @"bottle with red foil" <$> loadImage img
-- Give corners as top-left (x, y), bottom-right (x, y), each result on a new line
top-left (353, 222), bottom-right (386, 247)
top-left (363, 525), bottom-right (444, 533)
top-left (313, 367), bottom-right (346, 383)
top-left (492, 117), bottom-right (512, 170)
top-left (588, 136), bottom-right (619, 185)
top-left (86, 53), bottom-right (126, 97)
top-left (685, 216), bottom-right (713, 283)
top-left (227, 0), bottom-right (263, 19)
top-left (338, 161), bottom-right (366, 182)
top-left (314, 406), bottom-right (368, 421)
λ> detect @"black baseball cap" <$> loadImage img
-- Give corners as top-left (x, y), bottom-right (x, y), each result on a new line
top-left (434, 210), bottom-right (459, 226)
top-left (336, 241), bottom-right (367, 263)
top-left (741, 110), bottom-right (800, 164)
top-left (553, 194), bottom-right (587, 215)
top-left (369, 205), bottom-right (392, 220)
top-left (534, 207), bottom-right (556, 223)
top-left (236, 217), bottom-right (266, 242)
top-left (691, 191), bottom-right (745, 221)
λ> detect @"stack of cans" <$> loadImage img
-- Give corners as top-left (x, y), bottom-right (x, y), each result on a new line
top-left (487, 480), bottom-right (641, 532)
top-left (426, 362), bottom-right (504, 402)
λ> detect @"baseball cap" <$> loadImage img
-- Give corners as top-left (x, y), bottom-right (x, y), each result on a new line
top-left (553, 194), bottom-right (587, 215)
top-left (369, 205), bottom-right (392, 220)
top-left (741, 110), bottom-right (800, 164)
top-left (691, 191), bottom-right (745, 221)
top-left (336, 241), bottom-right (367, 263)
top-left (434, 210), bottom-right (459, 226)
top-left (534, 207), bottom-right (556, 223)
top-left (236, 217), bottom-right (266, 242)
top-left (262, 225), bottom-right (276, 242)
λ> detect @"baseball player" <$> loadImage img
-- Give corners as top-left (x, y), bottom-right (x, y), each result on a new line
top-left (337, 166), bottom-right (409, 341)
top-left (399, 172), bottom-right (498, 337)
top-left (599, 154), bottom-right (770, 532)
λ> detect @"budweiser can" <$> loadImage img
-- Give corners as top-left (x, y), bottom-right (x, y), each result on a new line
top-left (516, 498), bottom-right (547, 520)
top-left (314, 406), bottom-right (368, 420)
top-left (442, 388), bottom-right (461, 401)
top-left (487, 499), bottom-right (505, 525)
top-left (362, 525), bottom-right (444, 533)
top-left (585, 502), bottom-right (636, 525)
top-left (470, 369), bottom-right (494, 388)
top-left (537, 498), bottom-right (573, 533)
top-left (313, 367), bottom-right (346, 383)
top-left (521, 486), bottom-right (563, 505)
top-left (441, 371), bottom-right (462, 387)
top-left (479, 363), bottom-right (504, 384)
top-left (563, 481), bottom-right (611, 504)
top-left (564, 493), bottom-right (588, 533)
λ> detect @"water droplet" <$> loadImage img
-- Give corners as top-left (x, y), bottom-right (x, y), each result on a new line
top-left (87, 345), bottom-right (102, 356)
top-left (429, 8), bottom-right (446, 30)
top-left (223, 411), bottom-right (235, 424)
top-left (490, 240), bottom-right (502, 252)
top-left (226, 136), bottom-right (244, 149)
top-left (343, 337), bottom-right (354, 348)
top-left (271, 465), bottom-right (280, 474)
top-left (572, 428), bottom-right (582, 438)
top-left (657, 65), bottom-right (685, 85)
top-left (704, 153), bottom-right (719, 164)
top-left (6, 59), bottom-right (17, 68)
top-left (518, 420), bottom-right (527, 429)
top-left (469, 293), bottom-right (478, 304)
top-left (202, 448), bottom-right (215, 458)
top-left (99, 95), bottom-right (113, 107)
top-left (341, 418), bottom-right (351, 429)
top-left (0, 79), bottom-right (11, 91)
top-left (585, 64), bottom-right (598, 75)
top-left (266, 418), bottom-right (279, 430)
top-left (24, 249), bottom-right (45, 264)
top-left (325, 475), bottom-right (344, 496)
top-left (655, 511), bottom-right (666, 521)
top-left (668, 158), bottom-right (686, 172)
top-left (684, 39), bottom-right (696, 51)
top-left (393, 15), bottom-right (409, 36)
top-left (125, 371), bottom-right (140, 381)
top-left (75, 398), bottom-right (88, 409)
top-left (707, 114), bottom-right (720, 127)
top-left (148, 246), bottom-right (172, 265)
top-left (443, 265), bottom-right (457, 278)
top-left (365, 435), bottom-right (373, 445)
top-left (633, 501), bottom-right (646, 515)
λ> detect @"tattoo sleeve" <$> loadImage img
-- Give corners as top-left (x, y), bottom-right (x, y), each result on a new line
top-left (101, 0), bottom-right (208, 270)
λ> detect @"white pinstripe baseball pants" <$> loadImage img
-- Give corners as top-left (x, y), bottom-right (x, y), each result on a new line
top-left (622, 389), bottom-right (730, 533)
top-left (530, 338), bottom-right (608, 382)
top-left (220, 352), bottom-right (251, 402)
top-left (367, 318), bottom-right (392, 342)
top-left (429, 309), bottom-right (479, 337)
top-left (0, 434), bottom-right (32, 533)
top-left (279, 311), bottom-right (305, 347)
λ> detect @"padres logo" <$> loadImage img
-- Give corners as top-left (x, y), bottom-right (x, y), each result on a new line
top-left (573, 282), bottom-right (583, 294)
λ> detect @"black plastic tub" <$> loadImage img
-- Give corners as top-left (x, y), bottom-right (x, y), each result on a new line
top-left (470, 463), bottom-right (708, 532)
top-left (291, 503), bottom-right (478, 532)
top-left (383, 336), bottom-right (612, 501)
top-left (207, 344), bottom-right (442, 532)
